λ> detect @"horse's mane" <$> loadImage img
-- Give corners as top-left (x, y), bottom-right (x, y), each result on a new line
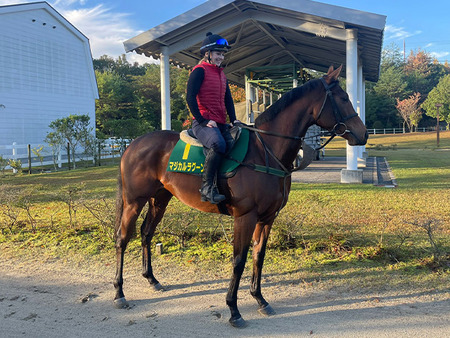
top-left (254, 78), bottom-right (321, 127)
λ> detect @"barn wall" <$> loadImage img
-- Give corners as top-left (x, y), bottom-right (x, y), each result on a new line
top-left (0, 7), bottom-right (96, 146)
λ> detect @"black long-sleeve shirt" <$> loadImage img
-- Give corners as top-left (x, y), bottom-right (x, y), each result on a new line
top-left (186, 67), bottom-right (237, 125)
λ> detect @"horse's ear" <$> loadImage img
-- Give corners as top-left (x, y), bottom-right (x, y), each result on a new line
top-left (326, 65), bottom-right (343, 82)
top-left (334, 64), bottom-right (343, 78)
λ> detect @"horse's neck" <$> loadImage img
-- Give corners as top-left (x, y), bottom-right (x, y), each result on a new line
top-left (258, 100), bottom-right (314, 167)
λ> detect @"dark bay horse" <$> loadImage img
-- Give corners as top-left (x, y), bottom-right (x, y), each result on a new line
top-left (114, 65), bottom-right (368, 327)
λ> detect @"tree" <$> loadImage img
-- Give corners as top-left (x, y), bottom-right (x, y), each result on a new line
top-left (45, 114), bottom-right (94, 169)
top-left (102, 118), bottom-right (153, 140)
top-left (95, 70), bottom-right (137, 134)
top-left (404, 49), bottom-right (449, 103)
top-left (365, 45), bottom-right (409, 128)
top-left (421, 74), bottom-right (450, 129)
top-left (94, 54), bottom-right (147, 78)
top-left (396, 93), bottom-right (422, 132)
top-left (170, 66), bottom-right (190, 122)
top-left (0, 155), bottom-right (8, 176)
top-left (132, 65), bottom-right (162, 130)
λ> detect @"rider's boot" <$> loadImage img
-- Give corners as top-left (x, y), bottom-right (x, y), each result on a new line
top-left (200, 148), bottom-right (226, 204)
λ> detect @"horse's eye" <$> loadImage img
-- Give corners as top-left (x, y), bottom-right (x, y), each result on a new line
top-left (341, 96), bottom-right (349, 103)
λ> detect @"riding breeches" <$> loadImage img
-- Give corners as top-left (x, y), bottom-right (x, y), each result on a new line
top-left (192, 120), bottom-right (233, 154)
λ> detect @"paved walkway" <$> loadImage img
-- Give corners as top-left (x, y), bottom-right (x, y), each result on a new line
top-left (291, 156), bottom-right (397, 186)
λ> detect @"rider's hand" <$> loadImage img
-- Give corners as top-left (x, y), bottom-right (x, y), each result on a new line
top-left (232, 120), bottom-right (241, 126)
top-left (206, 120), bottom-right (218, 128)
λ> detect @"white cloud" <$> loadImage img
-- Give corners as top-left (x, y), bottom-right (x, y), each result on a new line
top-left (385, 24), bottom-right (422, 41)
top-left (55, 3), bottom-right (140, 59)
top-left (430, 51), bottom-right (450, 60)
top-left (0, 0), bottom-right (150, 63)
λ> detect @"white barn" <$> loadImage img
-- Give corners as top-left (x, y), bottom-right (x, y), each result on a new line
top-left (0, 1), bottom-right (98, 148)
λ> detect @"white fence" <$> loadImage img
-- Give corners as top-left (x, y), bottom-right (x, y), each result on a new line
top-left (367, 126), bottom-right (445, 135)
top-left (0, 139), bottom-right (126, 171)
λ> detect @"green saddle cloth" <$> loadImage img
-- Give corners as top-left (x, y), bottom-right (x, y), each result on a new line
top-left (167, 128), bottom-right (249, 175)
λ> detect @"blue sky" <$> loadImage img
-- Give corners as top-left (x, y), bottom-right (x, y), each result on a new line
top-left (2, 0), bottom-right (450, 64)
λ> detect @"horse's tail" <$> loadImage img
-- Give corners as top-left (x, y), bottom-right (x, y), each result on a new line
top-left (114, 165), bottom-right (124, 240)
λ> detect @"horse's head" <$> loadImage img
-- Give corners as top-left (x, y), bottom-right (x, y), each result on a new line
top-left (313, 65), bottom-right (368, 146)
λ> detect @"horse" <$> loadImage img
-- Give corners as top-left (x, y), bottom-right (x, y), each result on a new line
top-left (113, 65), bottom-right (368, 327)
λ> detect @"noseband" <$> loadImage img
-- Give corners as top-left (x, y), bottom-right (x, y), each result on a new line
top-left (316, 78), bottom-right (359, 137)
top-left (238, 77), bottom-right (363, 150)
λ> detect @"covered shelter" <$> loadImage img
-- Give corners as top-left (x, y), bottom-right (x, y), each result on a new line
top-left (123, 0), bottom-right (386, 183)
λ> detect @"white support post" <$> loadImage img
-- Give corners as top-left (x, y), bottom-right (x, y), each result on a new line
top-left (341, 28), bottom-right (363, 183)
top-left (356, 63), bottom-right (365, 167)
top-left (160, 46), bottom-right (171, 130)
top-left (245, 75), bottom-right (253, 123)
top-left (58, 144), bottom-right (62, 168)
top-left (359, 66), bottom-right (368, 166)
top-left (12, 142), bottom-right (17, 174)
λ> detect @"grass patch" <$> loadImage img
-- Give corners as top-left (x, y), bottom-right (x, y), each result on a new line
top-left (0, 131), bottom-right (449, 293)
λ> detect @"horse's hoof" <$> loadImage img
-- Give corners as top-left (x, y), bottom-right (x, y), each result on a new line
top-left (113, 297), bottom-right (129, 309)
top-left (152, 283), bottom-right (165, 291)
top-left (258, 304), bottom-right (276, 316)
top-left (229, 316), bottom-right (247, 328)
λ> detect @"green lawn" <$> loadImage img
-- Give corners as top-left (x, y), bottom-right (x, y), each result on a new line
top-left (0, 131), bottom-right (448, 293)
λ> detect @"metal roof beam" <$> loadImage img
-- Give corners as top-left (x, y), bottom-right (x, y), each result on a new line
top-left (251, 20), bottom-right (306, 67)
top-left (166, 13), bottom-right (249, 55)
top-left (248, 10), bottom-right (347, 41)
top-left (224, 45), bottom-right (283, 73)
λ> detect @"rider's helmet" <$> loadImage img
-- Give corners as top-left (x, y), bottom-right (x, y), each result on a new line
top-left (200, 32), bottom-right (231, 55)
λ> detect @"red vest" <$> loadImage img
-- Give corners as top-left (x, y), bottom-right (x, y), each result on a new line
top-left (193, 62), bottom-right (227, 124)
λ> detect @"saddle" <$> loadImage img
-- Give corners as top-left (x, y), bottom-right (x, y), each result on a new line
top-left (180, 126), bottom-right (242, 148)
top-left (167, 126), bottom-right (249, 177)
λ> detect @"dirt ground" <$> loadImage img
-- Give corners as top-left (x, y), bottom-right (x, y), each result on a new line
top-left (1, 254), bottom-right (449, 338)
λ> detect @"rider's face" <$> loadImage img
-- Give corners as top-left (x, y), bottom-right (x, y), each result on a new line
top-left (208, 51), bottom-right (225, 67)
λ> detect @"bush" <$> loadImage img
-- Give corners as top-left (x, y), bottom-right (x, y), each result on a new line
top-left (7, 159), bottom-right (22, 174)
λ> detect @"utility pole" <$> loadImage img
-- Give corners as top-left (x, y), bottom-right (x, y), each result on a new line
top-left (435, 103), bottom-right (442, 147)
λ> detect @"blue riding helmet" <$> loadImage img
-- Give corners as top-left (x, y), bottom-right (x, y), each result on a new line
top-left (200, 32), bottom-right (231, 55)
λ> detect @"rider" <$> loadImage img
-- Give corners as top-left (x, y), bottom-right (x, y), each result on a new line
top-left (186, 32), bottom-right (240, 204)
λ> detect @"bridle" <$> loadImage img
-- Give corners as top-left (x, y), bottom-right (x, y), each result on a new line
top-left (229, 78), bottom-right (363, 215)
top-left (315, 78), bottom-right (362, 144)
top-left (239, 77), bottom-right (361, 150)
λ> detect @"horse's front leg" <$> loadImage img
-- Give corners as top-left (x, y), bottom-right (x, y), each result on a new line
top-left (250, 220), bottom-right (276, 316)
top-left (226, 212), bottom-right (257, 328)
top-left (141, 191), bottom-right (172, 291)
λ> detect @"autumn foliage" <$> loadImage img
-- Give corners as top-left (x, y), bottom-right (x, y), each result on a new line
top-left (396, 93), bottom-right (422, 132)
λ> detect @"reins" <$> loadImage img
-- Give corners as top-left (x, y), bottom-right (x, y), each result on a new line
top-left (225, 77), bottom-right (359, 217)
top-left (231, 76), bottom-right (361, 177)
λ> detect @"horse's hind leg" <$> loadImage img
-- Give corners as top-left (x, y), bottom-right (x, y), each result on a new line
top-left (250, 220), bottom-right (276, 316)
top-left (114, 198), bottom-right (147, 308)
top-left (141, 189), bottom-right (172, 291)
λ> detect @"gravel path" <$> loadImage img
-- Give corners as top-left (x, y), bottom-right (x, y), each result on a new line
top-left (1, 255), bottom-right (449, 338)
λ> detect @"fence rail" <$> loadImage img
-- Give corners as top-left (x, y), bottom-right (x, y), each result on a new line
top-left (0, 140), bottom-right (127, 172)
top-left (0, 127), bottom-right (446, 172)
top-left (367, 126), bottom-right (445, 135)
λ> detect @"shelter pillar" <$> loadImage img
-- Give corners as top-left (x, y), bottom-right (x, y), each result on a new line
top-left (357, 64), bottom-right (368, 167)
top-left (160, 46), bottom-right (171, 130)
top-left (245, 75), bottom-right (253, 123)
top-left (341, 28), bottom-right (363, 183)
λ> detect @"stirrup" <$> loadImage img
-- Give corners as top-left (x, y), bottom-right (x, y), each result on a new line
top-left (200, 186), bottom-right (225, 204)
